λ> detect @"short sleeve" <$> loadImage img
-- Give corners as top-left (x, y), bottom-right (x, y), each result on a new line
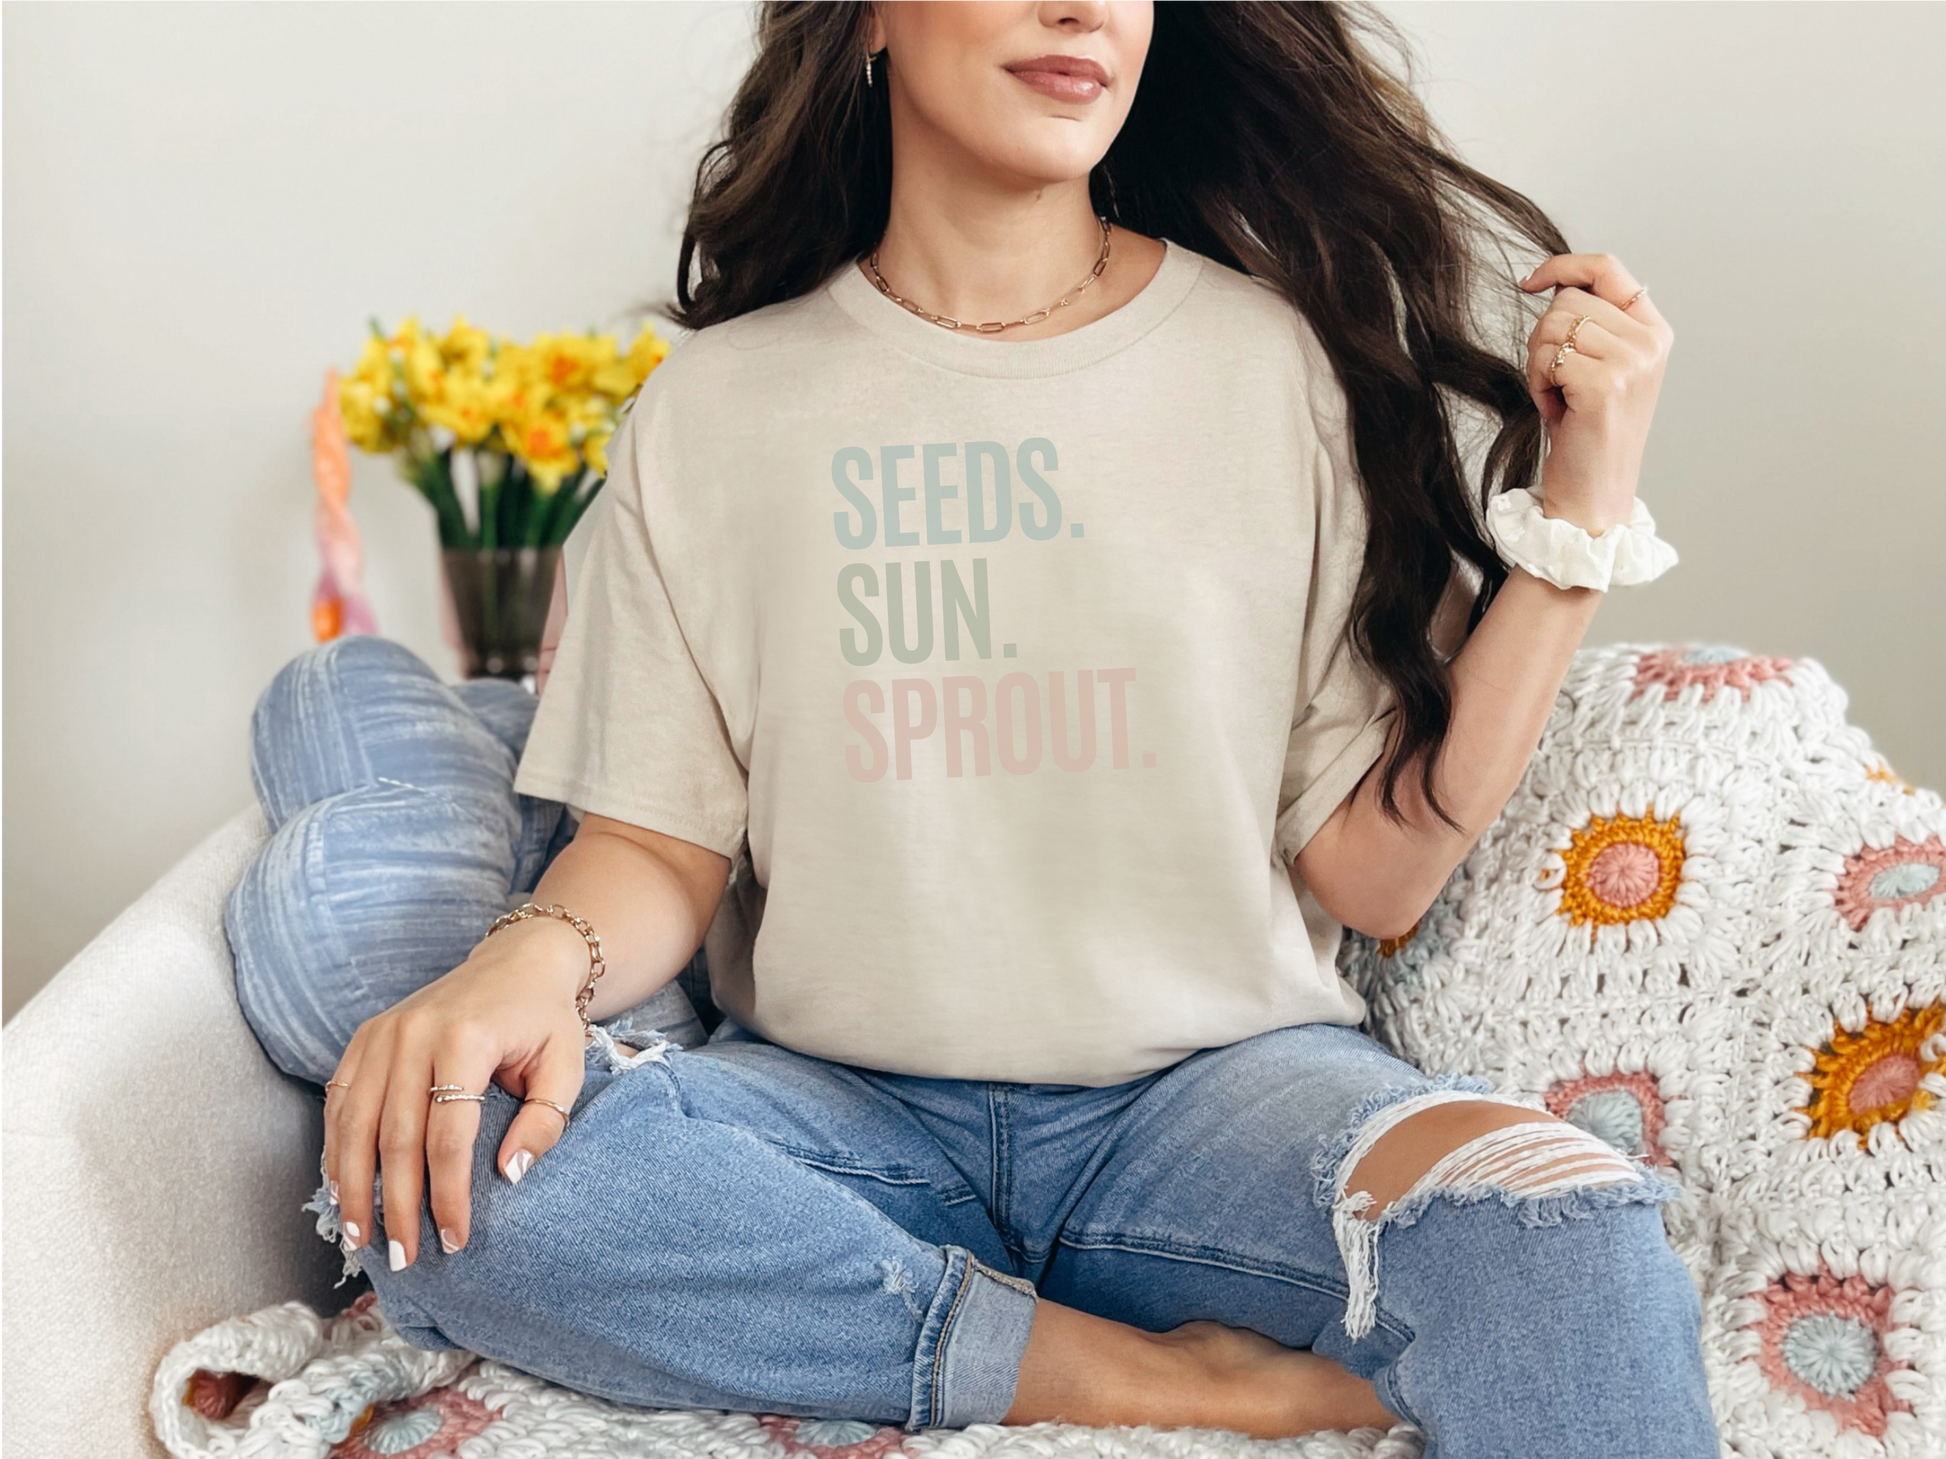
top-left (1271, 332), bottom-right (1398, 865)
top-left (512, 396), bottom-right (749, 859)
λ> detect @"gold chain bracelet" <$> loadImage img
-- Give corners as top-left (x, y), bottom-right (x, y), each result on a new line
top-left (484, 902), bottom-right (607, 1044)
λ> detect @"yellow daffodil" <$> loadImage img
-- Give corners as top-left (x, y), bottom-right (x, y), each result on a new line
top-left (419, 372), bottom-right (495, 445)
top-left (507, 409), bottom-right (580, 493)
top-left (624, 325), bottom-right (670, 382)
top-left (385, 316), bottom-right (424, 356)
top-left (591, 366), bottom-right (637, 398)
top-left (484, 367), bottom-right (544, 431)
top-left (347, 335), bottom-right (395, 396)
top-left (585, 425), bottom-right (615, 477)
top-left (337, 374), bottom-right (394, 453)
top-left (528, 332), bottom-right (597, 394)
top-left (402, 337), bottom-right (448, 408)
top-left (561, 388), bottom-right (612, 433)
top-left (438, 316), bottom-right (491, 373)
top-left (340, 313), bottom-right (673, 550)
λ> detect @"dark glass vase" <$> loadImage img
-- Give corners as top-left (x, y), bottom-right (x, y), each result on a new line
top-left (441, 547), bottom-right (558, 682)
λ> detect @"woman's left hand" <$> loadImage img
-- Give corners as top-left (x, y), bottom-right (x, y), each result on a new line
top-left (1519, 253), bottom-right (1675, 535)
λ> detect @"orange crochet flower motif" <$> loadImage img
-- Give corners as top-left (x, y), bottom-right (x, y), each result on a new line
top-left (1630, 645), bottom-right (1793, 703)
top-left (1554, 808), bottom-right (1686, 932)
top-left (1800, 1003), bottom-right (1944, 1145)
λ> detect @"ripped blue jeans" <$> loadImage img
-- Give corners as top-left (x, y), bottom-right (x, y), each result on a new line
top-left (229, 638), bottom-right (1720, 1457)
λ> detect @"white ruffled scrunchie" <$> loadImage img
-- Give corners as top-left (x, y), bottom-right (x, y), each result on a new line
top-left (1485, 486), bottom-right (1679, 592)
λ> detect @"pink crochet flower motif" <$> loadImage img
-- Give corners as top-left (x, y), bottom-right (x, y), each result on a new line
top-left (759, 1415), bottom-right (910, 1459)
top-left (1749, 1266), bottom-right (1912, 1437)
top-left (1833, 836), bottom-right (1946, 932)
top-left (331, 1387), bottom-right (497, 1459)
top-left (1630, 644), bottom-right (1794, 703)
top-left (1543, 1071), bottom-right (1671, 1166)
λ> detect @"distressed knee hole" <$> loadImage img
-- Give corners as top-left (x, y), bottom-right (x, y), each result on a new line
top-left (1325, 1089), bottom-right (1650, 1341)
top-left (1345, 1101), bottom-right (1634, 1220)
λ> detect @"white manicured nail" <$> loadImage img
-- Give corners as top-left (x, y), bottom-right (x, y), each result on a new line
top-left (389, 1239), bottom-right (407, 1271)
top-left (439, 1227), bottom-right (461, 1254)
top-left (343, 1220), bottom-right (362, 1247)
top-left (327, 1178), bottom-right (339, 1203)
top-left (505, 1149), bottom-right (533, 1184)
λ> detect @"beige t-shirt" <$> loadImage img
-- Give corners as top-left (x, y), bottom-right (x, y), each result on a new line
top-left (515, 238), bottom-right (1397, 1085)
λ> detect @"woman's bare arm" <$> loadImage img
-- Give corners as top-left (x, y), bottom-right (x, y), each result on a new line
top-left (1294, 570), bottom-right (1599, 939)
top-left (1295, 251), bottom-right (1673, 940)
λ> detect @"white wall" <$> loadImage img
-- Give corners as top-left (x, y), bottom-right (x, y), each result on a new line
top-left (1384, 0), bottom-right (1945, 784)
top-left (6, 2), bottom-right (1942, 1019)
top-left (3, 2), bottom-right (758, 1018)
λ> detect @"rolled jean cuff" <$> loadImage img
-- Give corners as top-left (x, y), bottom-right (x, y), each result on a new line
top-left (909, 1247), bottom-right (1039, 1430)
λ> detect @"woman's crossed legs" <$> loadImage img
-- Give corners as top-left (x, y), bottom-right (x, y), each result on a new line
top-left (327, 1016), bottom-right (1713, 1456)
top-left (240, 641), bottom-right (1716, 1455)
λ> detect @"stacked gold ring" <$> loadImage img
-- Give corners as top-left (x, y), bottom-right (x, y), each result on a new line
top-left (430, 1082), bottom-right (486, 1104)
top-left (1548, 314), bottom-right (1593, 386)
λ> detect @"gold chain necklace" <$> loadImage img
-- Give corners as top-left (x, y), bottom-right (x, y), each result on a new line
top-left (865, 216), bottom-right (1114, 334)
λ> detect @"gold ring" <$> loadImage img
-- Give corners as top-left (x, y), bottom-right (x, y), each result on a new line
top-left (1622, 286), bottom-right (1648, 311)
top-left (523, 1096), bottom-right (573, 1125)
top-left (1548, 340), bottom-right (1576, 386)
top-left (1565, 313), bottom-right (1592, 350)
top-left (431, 1083), bottom-right (487, 1104)
top-left (325, 1080), bottom-right (353, 1092)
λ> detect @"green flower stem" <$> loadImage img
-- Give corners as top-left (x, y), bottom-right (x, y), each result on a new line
top-left (396, 447), bottom-right (605, 551)
top-left (412, 453), bottom-right (470, 550)
top-left (498, 460), bottom-right (524, 549)
top-left (477, 477), bottom-right (500, 551)
top-left (532, 471), bottom-right (580, 547)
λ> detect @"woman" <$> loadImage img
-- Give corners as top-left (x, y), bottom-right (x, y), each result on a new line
top-left (235, 2), bottom-right (1713, 1451)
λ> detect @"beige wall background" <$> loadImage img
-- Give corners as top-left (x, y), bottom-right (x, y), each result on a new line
top-left (5, 2), bottom-right (1942, 1021)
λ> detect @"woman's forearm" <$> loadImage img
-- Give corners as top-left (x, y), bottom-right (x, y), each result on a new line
top-left (1297, 251), bottom-right (1674, 942)
top-left (1294, 568), bottom-right (1601, 939)
top-left (480, 815), bottom-right (731, 1024)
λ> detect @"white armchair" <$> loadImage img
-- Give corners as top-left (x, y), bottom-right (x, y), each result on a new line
top-left (2, 808), bottom-right (342, 1459)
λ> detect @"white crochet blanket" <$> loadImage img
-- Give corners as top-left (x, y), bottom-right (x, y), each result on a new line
top-left (152, 644), bottom-right (1945, 1459)
top-left (151, 1291), bottom-right (1423, 1459)
top-left (1340, 643), bottom-right (1945, 1458)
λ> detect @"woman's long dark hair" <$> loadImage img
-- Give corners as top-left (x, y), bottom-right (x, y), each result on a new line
top-left (665, 1), bottom-right (1568, 830)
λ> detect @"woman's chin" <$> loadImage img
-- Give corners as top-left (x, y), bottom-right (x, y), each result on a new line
top-left (965, 136), bottom-right (1112, 195)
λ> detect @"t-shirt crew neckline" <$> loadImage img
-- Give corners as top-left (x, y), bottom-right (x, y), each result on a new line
top-left (824, 235), bottom-right (1204, 379)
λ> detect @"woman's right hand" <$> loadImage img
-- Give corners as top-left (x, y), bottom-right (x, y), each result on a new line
top-left (323, 913), bottom-right (595, 1269)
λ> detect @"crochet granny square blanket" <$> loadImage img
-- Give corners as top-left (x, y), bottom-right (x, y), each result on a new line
top-left (153, 644), bottom-right (1945, 1459)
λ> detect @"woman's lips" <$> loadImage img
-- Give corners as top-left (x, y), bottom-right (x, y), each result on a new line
top-left (1005, 55), bottom-right (1109, 104)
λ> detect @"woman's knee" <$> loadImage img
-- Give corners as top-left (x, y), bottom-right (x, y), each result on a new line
top-left (228, 781), bottom-right (525, 1084)
top-left (249, 636), bottom-right (510, 826)
top-left (1342, 1101), bottom-right (1636, 1220)
top-left (1320, 1090), bottom-right (1683, 1340)
top-left (452, 678), bottom-right (539, 761)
